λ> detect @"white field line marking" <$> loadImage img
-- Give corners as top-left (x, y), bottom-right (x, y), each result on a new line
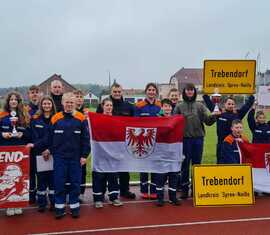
top-left (0, 199), bottom-right (162, 211)
top-left (29, 216), bottom-right (270, 235)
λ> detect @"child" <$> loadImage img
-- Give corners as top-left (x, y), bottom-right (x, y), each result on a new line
top-left (31, 96), bottom-right (56, 212)
top-left (167, 88), bottom-right (180, 113)
top-left (73, 90), bottom-right (90, 202)
top-left (92, 98), bottom-right (123, 208)
top-left (0, 91), bottom-right (31, 216)
top-left (174, 83), bottom-right (217, 199)
top-left (220, 119), bottom-right (249, 164)
top-left (156, 99), bottom-right (182, 206)
top-left (28, 92), bottom-right (90, 219)
top-left (248, 106), bottom-right (270, 143)
top-left (26, 85), bottom-right (41, 204)
top-left (203, 94), bottom-right (254, 163)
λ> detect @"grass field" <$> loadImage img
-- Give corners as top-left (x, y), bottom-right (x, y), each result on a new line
top-left (86, 113), bottom-right (270, 183)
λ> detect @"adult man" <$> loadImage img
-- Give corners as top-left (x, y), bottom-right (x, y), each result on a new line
top-left (29, 92), bottom-right (90, 219)
top-left (96, 83), bottom-right (136, 199)
top-left (50, 80), bottom-right (64, 112)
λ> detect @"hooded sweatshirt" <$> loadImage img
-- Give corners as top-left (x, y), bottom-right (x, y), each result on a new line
top-left (173, 85), bottom-right (216, 138)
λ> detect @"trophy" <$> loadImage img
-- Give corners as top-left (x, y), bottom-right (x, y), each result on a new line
top-left (10, 111), bottom-right (18, 137)
top-left (211, 88), bottom-right (221, 113)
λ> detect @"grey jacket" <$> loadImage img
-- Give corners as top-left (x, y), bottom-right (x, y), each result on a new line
top-left (174, 101), bottom-right (216, 138)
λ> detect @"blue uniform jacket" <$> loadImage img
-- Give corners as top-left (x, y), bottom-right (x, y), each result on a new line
top-left (220, 134), bottom-right (249, 164)
top-left (203, 95), bottom-right (255, 142)
top-left (247, 109), bottom-right (270, 143)
top-left (30, 114), bottom-right (51, 156)
top-left (35, 111), bottom-right (90, 159)
top-left (0, 111), bottom-right (31, 146)
top-left (135, 99), bottom-right (161, 117)
top-left (26, 102), bottom-right (39, 117)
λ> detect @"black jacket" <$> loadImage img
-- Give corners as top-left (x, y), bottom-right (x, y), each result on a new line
top-left (96, 96), bottom-right (135, 116)
top-left (51, 93), bottom-right (63, 112)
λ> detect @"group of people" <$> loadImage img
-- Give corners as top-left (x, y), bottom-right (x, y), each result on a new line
top-left (0, 79), bottom-right (270, 219)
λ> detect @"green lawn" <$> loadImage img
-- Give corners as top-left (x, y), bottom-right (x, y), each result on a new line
top-left (86, 112), bottom-right (270, 183)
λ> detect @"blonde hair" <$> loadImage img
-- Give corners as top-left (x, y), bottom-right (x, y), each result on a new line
top-left (62, 92), bottom-right (76, 102)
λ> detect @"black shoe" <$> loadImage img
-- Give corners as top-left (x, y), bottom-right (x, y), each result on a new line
top-left (55, 211), bottom-right (66, 219)
top-left (156, 200), bottom-right (165, 207)
top-left (180, 191), bottom-right (189, 199)
top-left (121, 191), bottom-right (136, 199)
top-left (170, 198), bottom-right (182, 206)
top-left (71, 210), bottom-right (80, 219)
top-left (38, 206), bottom-right (46, 213)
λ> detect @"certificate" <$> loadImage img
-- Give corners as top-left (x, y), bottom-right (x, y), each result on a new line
top-left (36, 155), bottom-right (53, 172)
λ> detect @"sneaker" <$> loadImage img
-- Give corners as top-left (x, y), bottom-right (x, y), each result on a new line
top-left (71, 210), bottom-right (80, 219)
top-left (79, 194), bottom-right (84, 203)
top-left (55, 211), bottom-right (66, 219)
top-left (180, 191), bottom-right (189, 199)
top-left (170, 198), bottom-right (182, 206)
top-left (14, 208), bottom-right (23, 215)
top-left (141, 193), bottom-right (149, 200)
top-left (94, 201), bottom-right (103, 209)
top-left (110, 199), bottom-right (123, 207)
top-left (6, 208), bottom-right (15, 216)
top-left (149, 193), bottom-right (157, 200)
top-left (38, 206), bottom-right (46, 213)
top-left (121, 191), bottom-right (136, 199)
top-left (156, 200), bottom-right (165, 207)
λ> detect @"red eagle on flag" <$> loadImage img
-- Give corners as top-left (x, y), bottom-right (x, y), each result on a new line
top-left (125, 127), bottom-right (157, 158)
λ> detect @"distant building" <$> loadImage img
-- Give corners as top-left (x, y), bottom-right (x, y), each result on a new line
top-left (157, 83), bottom-right (176, 99)
top-left (100, 88), bottom-right (145, 104)
top-left (122, 88), bottom-right (145, 103)
top-left (84, 92), bottom-right (99, 107)
top-left (38, 74), bottom-right (76, 95)
top-left (170, 67), bottom-right (203, 92)
top-left (169, 67), bottom-right (203, 101)
top-left (256, 70), bottom-right (270, 86)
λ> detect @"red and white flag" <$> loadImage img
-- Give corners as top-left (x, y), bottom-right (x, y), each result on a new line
top-left (0, 146), bottom-right (30, 208)
top-left (88, 113), bottom-right (185, 173)
top-left (239, 142), bottom-right (270, 193)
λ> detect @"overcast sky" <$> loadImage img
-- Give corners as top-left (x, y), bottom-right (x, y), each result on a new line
top-left (1, 0), bottom-right (269, 88)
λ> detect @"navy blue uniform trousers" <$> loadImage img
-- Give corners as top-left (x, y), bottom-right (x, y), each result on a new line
top-left (92, 171), bottom-right (119, 202)
top-left (180, 137), bottom-right (204, 193)
top-left (54, 157), bottom-right (81, 213)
